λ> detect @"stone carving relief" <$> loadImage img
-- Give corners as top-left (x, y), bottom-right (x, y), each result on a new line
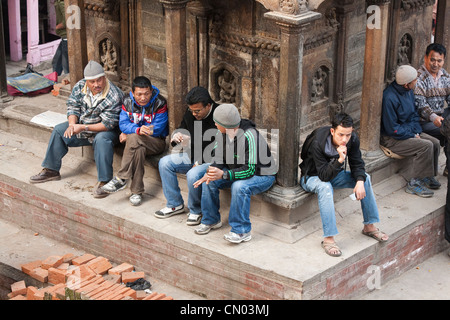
top-left (401, 0), bottom-right (435, 11)
top-left (254, 0), bottom-right (310, 15)
top-left (99, 38), bottom-right (118, 73)
top-left (397, 33), bottom-right (413, 66)
top-left (311, 66), bottom-right (328, 103)
top-left (85, 0), bottom-right (120, 21)
top-left (218, 69), bottom-right (237, 103)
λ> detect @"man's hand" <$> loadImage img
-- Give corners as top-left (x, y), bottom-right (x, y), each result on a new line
top-left (433, 116), bottom-right (444, 128)
top-left (193, 166), bottom-right (224, 188)
top-left (171, 132), bottom-right (190, 147)
top-left (337, 145), bottom-right (347, 163)
top-left (64, 124), bottom-right (85, 138)
top-left (119, 133), bottom-right (127, 143)
top-left (353, 180), bottom-right (366, 200)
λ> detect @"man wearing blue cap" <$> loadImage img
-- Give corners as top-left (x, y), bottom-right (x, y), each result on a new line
top-left (30, 61), bottom-right (124, 198)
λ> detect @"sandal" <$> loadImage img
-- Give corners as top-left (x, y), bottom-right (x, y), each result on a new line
top-left (321, 241), bottom-right (342, 257)
top-left (362, 228), bottom-right (388, 242)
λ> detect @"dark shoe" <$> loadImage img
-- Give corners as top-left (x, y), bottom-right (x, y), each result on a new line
top-left (421, 177), bottom-right (441, 190)
top-left (405, 180), bottom-right (434, 198)
top-left (93, 181), bottom-right (109, 199)
top-left (444, 167), bottom-right (448, 177)
top-left (29, 168), bottom-right (61, 184)
top-left (186, 213), bottom-right (202, 226)
top-left (154, 204), bottom-right (185, 219)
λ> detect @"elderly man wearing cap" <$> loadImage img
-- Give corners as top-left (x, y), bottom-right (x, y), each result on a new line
top-left (192, 104), bottom-right (277, 243)
top-left (381, 64), bottom-right (441, 197)
top-left (30, 61), bottom-right (124, 198)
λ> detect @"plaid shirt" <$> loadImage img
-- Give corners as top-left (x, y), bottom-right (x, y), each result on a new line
top-left (414, 65), bottom-right (450, 123)
top-left (67, 79), bottom-right (124, 141)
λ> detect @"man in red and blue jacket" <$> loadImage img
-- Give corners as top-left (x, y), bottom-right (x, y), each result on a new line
top-left (102, 76), bottom-right (168, 206)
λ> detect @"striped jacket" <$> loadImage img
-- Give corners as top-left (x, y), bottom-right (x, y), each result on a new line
top-left (67, 79), bottom-right (124, 141)
top-left (414, 65), bottom-right (450, 123)
top-left (210, 119), bottom-right (277, 180)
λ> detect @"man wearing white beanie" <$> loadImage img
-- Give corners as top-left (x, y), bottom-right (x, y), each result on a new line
top-left (30, 61), bottom-right (124, 198)
top-left (380, 64), bottom-right (440, 197)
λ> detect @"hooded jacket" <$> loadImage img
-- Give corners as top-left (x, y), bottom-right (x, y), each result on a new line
top-left (381, 81), bottom-right (422, 140)
top-left (119, 86), bottom-right (168, 138)
top-left (210, 119), bottom-right (277, 180)
top-left (299, 126), bottom-right (366, 183)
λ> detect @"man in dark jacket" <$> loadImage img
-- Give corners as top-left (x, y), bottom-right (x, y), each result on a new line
top-left (154, 87), bottom-right (219, 225)
top-left (300, 113), bottom-right (388, 256)
top-left (101, 76), bottom-right (168, 206)
top-left (381, 65), bottom-right (440, 198)
top-left (193, 104), bottom-right (277, 243)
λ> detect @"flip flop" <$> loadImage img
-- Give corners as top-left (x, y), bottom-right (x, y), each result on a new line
top-left (362, 228), bottom-right (388, 242)
top-left (321, 241), bottom-right (342, 257)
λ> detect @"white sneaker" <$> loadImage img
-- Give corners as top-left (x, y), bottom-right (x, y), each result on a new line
top-left (186, 213), bottom-right (202, 226)
top-left (194, 221), bottom-right (222, 235)
top-left (224, 231), bottom-right (252, 243)
top-left (129, 194), bottom-right (142, 206)
top-left (154, 204), bottom-right (185, 218)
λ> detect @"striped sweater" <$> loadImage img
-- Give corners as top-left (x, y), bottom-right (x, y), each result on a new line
top-left (414, 65), bottom-right (450, 123)
top-left (210, 119), bottom-right (277, 180)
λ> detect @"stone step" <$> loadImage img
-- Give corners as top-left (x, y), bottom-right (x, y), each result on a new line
top-left (0, 124), bottom-right (448, 299)
top-left (0, 92), bottom-right (424, 244)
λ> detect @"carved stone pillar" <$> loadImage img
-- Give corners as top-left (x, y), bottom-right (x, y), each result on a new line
top-left (160, 0), bottom-right (189, 133)
top-left (65, 0), bottom-right (88, 86)
top-left (265, 10), bottom-right (321, 188)
top-left (187, 1), bottom-right (211, 89)
top-left (334, 0), bottom-right (356, 103)
top-left (359, 0), bottom-right (390, 155)
top-left (435, 0), bottom-right (450, 67)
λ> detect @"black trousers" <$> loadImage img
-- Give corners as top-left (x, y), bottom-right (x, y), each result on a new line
top-left (52, 39), bottom-right (69, 76)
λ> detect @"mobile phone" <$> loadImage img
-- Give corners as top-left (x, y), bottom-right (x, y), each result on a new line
top-left (349, 193), bottom-right (357, 201)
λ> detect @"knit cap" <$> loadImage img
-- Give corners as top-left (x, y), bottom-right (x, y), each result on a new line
top-left (395, 65), bottom-right (417, 85)
top-left (84, 61), bottom-right (105, 80)
top-left (213, 104), bottom-right (241, 129)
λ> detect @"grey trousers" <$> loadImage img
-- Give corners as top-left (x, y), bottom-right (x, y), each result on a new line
top-left (380, 133), bottom-right (440, 181)
top-left (117, 133), bottom-right (166, 194)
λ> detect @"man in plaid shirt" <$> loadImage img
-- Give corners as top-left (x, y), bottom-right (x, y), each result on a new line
top-left (30, 61), bottom-right (124, 198)
top-left (415, 43), bottom-right (450, 175)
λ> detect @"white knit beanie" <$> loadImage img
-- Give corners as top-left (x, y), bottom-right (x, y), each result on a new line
top-left (84, 61), bottom-right (105, 80)
top-left (395, 65), bottom-right (417, 85)
top-left (213, 104), bottom-right (241, 129)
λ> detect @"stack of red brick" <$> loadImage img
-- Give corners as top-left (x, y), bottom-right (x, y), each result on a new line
top-left (8, 253), bottom-right (173, 300)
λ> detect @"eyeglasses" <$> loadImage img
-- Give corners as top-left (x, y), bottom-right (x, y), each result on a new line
top-left (188, 106), bottom-right (206, 114)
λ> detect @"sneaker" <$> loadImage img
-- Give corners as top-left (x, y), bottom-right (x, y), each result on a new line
top-left (29, 168), bottom-right (61, 184)
top-left (186, 213), bottom-right (202, 226)
top-left (102, 176), bottom-right (127, 193)
top-left (154, 204), bottom-right (185, 218)
top-left (421, 177), bottom-right (441, 190)
top-left (224, 231), bottom-right (252, 243)
top-left (129, 194), bottom-right (142, 206)
top-left (93, 181), bottom-right (109, 199)
top-left (194, 221), bottom-right (222, 235)
top-left (405, 180), bottom-right (434, 198)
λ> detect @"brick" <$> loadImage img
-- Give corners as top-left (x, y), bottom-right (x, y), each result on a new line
top-left (108, 262), bottom-right (134, 275)
top-left (102, 273), bottom-right (121, 284)
top-left (62, 253), bottom-right (75, 263)
top-left (142, 292), bottom-right (158, 300)
top-left (121, 271), bottom-right (145, 284)
top-left (76, 275), bottom-right (104, 294)
top-left (150, 293), bottom-right (166, 300)
top-left (26, 286), bottom-right (39, 300)
top-left (48, 267), bottom-right (67, 285)
top-left (92, 283), bottom-right (122, 300)
top-left (121, 288), bottom-right (137, 300)
top-left (9, 294), bottom-right (26, 300)
top-left (68, 264), bottom-right (96, 281)
top-left (105, 286), bottom-right (131, 300)
top-left (161, 296), bottom-right (174, 300)
top-left (20, 260), bottom-right (42, 275)
top-left (10, 280), bottom-right (27, 297)
top-left (72, 253), bottom-right (96, 266)
top-left (83, 280), bottom-right (116, 299)
top-left (57, 263), bottom-right (70, 271)
top-left (41, 255), bottom-right (63, 270)
top-left (135, 290), bottom-right (147, 300)
top-left (30, 267), bottom-right (48, 283)
top-left (86, 256), bottom-right (112, 275)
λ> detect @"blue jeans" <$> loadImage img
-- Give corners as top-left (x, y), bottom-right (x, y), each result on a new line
top-left (158, 153), bottom-right (209, 214)
top-left (41, 122), bottom-right (119, 182)
top-left (300, 171), bottom-right (380, 237)
top-left (201, 175), bottom-right (276, 234)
